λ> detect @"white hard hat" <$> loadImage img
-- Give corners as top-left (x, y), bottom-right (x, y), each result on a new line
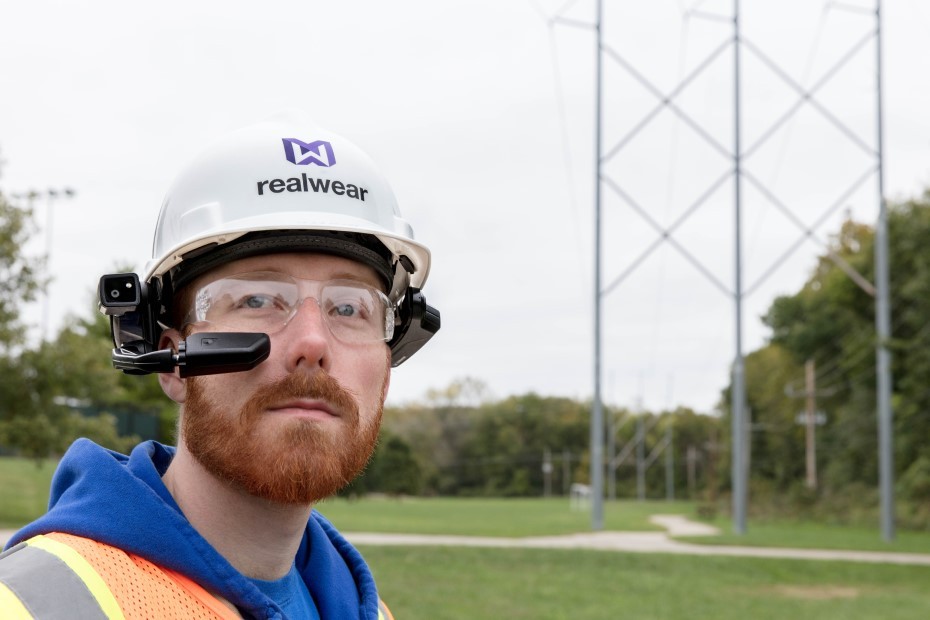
top-left (145, 111), bottom-right (430, 301)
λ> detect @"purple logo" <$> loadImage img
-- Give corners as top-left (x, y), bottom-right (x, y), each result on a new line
top-left (282, 138), bottom-right (336, 166)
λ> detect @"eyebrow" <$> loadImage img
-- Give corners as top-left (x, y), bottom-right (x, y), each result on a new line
top-left (331, 272), bottom-right (388, 293)
top-left (225, 268), bottom-right (383, 290)
top-left (330, 271), bottom-right (377, 283)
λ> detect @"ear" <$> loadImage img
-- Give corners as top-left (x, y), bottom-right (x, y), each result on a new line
top-left (158, 328), bottom-right (187, 404)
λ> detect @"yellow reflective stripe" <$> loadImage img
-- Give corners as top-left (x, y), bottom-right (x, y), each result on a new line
top-left (378, 598), bottom-right (395, 620)
top-left (0, 580), bottom-right (34, 620)
top-left (26, 535), bottom-right (126, 620)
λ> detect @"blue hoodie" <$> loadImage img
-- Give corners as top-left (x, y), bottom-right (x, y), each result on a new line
top-left (5, 439), bottom-right (381, 620)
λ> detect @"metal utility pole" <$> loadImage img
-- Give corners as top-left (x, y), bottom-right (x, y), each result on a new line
top-left (804, 360), bottom-right (818, 489)
top-left (543, 448), bottom-right (554, 497)
top-left (607, 411), bottom-right (617, 501)
top-left (12, 187), bottom-right (76, 342)
top-left (873, 0), bottom-right (894, 542)
top-left (687, 445), bottom-right (698, 498)
top-left (665, 424), bottom-right (675, 501)
top-left (590, 0), bottom-right (605, 531)
top-left (731, 0), bottom-right (748, 536)
top-left (42, 190), bottom-right (60, 341)
top-left (636, 417), bottom-right (646, 500)
top-left (563, 449), bottom-right (572, 496)
top-left (608, 411), bottom-right (633, 500)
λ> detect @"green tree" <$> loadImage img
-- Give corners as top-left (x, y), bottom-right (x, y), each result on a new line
top-left (885, 193), bottom-right (930, 509)
top-left (374, 434), bottom-right (422, 495)
top-left (743, 344), bottom-right (806, 491)
top-left (455, 393), bottom-right (590, 497)
top-left (0, 188), bottom-right (48, 458)
top-left (664, 407), bottom-right (723, 503)
top-left (0, 257), bottom-right (168, 459)
top-left (0, 190), bottom-right (44, 352)
top-left (341, 432), bottom-right (422, 497)
top-left (0, 311), bottom-right (155, 460)
top-left (736, 192), bottom-right (930, 525)
top-left (55, 307), bottom-right (177, 441)
top-left (383, 378), bottom-right (489, 495)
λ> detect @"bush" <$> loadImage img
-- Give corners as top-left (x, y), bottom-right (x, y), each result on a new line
top-left (0, 410), bottom-right (139, 462)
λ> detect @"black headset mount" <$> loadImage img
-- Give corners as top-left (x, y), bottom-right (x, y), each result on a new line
top-left (98, 272), bottom-right (440, 377)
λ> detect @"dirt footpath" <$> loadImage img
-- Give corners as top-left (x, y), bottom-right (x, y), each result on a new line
top-left (344, 514), bottom-right (930, 567)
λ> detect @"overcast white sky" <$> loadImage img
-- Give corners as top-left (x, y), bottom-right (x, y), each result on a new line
top-left (1, 0), bottom-right (928, 413)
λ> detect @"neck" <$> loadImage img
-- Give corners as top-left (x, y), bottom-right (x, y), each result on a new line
top-left (162, 442), bottom-right (312, 581)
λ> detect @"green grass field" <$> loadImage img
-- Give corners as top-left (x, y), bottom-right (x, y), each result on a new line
top-left (315, 496), bottom-right (689, 536)
top-left (684, 515), bottom-right (930, 554)
top-left (0, 456), bottom-right (55, 527)
top-left (320, 497), bottom-right (930, 618)
top-left (4, 457), bottom-right (930, 618)
top-left (361, 546), bottom-right (930, 620)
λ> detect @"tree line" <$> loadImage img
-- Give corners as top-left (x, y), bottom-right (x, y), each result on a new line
top-left (2, 180), bottom-right (930, 528)
top-left (724, 191), bottom-right (930, 528)
top-left (351, 388), bottom-right (721, 506)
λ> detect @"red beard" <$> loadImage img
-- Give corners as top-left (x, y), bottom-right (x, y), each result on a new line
top-left (183, 371), bottom-right (383, 504)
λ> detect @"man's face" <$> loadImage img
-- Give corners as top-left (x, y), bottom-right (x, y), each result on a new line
top-left (167, 252), bottom-right (392, 504)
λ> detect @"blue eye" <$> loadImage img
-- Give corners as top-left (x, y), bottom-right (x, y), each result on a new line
top-left (242, 295), bottom-right (273, 309)
top-left (333, 303), bottom-right (358, 317)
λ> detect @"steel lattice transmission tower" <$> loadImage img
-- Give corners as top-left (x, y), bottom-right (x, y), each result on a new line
top-left (550, 0), bottom-right (892, 539)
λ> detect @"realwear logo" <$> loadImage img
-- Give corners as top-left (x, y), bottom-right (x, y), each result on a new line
top-left (282, 138), bottom-right (336, 166)
top-left (256, 172), bottom-right (369, 201)
top-left (261, 138), bottom-right (367, 200)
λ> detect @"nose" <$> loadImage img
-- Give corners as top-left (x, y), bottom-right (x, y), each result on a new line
top-left (281, 297), bottom-right (332, 372)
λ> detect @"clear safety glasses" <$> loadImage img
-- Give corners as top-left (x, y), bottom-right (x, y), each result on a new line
top-left (183, 271), bottom-right (395, 344)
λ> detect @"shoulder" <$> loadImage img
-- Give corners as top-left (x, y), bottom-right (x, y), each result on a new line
top-left (0, 533), bottom-right (241, 620)
top-left (0, 533), bottom-right (126, 619)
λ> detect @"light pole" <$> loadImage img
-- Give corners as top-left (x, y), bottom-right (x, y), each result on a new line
top-left (11, 187), bottom-right (76, 341)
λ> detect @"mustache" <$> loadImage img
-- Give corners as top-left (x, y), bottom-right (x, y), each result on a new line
top-left (244, 371), bottom-right (360, 422)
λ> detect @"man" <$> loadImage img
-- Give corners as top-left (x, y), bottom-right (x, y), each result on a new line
top-left (0, 112), bottom-right (440, 619)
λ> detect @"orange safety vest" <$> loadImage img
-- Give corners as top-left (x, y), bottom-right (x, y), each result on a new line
top-left (0, 532), bottom-right (395, 620)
